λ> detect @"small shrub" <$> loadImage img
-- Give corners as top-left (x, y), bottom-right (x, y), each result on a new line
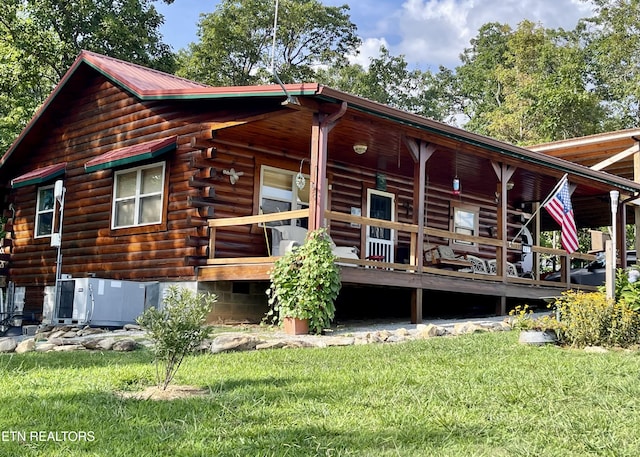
top-left (137, 286), bottom-right (217, 389)
top-left (553, 290), bottom-right (640, 348)
top-left (508, 304), bottom-right (562, 333)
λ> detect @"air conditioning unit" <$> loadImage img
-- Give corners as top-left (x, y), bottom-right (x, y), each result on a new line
top-left (53, 278), bottom-right (159, 327)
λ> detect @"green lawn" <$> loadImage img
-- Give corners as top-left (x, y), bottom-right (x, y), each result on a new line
top-left (1, 331), bottom-right (640, 456)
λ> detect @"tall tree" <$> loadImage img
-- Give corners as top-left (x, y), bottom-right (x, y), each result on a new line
top-left (456, 20), bottom-right (604, 145)
top-left (176, 0), bottom-right (360, 86)
top-left (581, 0), bottom-right (640, 129)
top-left (0, 0), bottom-right (175, 154)
top-left (317, 46), bottom-right (453, 121)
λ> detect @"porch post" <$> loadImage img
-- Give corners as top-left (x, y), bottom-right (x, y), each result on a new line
top-left (308, 103), bottom-right (347, 232)
top-left (405, 138), bottom-right (435, 324)
top-left (492, 162), bottom-right (515, 315)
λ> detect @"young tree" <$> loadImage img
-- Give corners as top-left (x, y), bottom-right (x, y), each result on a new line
top-left (176, 0), bottom-right (360, 86)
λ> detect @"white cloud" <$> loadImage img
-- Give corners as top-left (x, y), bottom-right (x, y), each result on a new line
top-left (348, 37), bottom-right (390, 68)
top-left (357, 0), bottom-right (596, 71)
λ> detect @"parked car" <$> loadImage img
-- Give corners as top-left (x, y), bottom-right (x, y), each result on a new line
top-left (544, 251), bottom-right (636, 286)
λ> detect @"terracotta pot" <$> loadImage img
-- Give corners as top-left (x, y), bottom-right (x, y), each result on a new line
top-left (283, 317), bottom-right (309, 335)
top-left (518, 330), bottom-right (557, 346)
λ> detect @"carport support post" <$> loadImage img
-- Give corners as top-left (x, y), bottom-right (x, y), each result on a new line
top-left (606, 190), bottom-right (619, 300)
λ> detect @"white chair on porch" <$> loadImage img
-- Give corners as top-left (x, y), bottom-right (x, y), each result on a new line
top-left (269, 225), bottom-right (359, 262)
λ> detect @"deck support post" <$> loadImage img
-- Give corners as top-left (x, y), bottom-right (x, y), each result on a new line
top-left (411, 288), bottom-right (423, 324)
top-left (309, 102), bottom-right (347, 232)
top-left (495, 296), bottom-right (506, 316)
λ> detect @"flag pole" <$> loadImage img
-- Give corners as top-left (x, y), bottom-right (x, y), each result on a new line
top-left (510, 173), bottom-right (568, 244)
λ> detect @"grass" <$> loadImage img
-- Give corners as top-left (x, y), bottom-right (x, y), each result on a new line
top-left (1, 331), bottom-right (640, 456)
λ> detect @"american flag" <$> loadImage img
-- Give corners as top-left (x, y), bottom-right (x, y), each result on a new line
top-left (544, 178), bottom-right (578, 253)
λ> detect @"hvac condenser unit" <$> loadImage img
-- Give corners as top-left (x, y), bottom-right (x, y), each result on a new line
top-left (53, 278), bottom-right (158, 327)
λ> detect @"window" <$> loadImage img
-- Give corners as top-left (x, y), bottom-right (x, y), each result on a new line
top-left (112, 162), bottom-right (165, 229)
top-left (35, 185), bottom-right (55, 238)
top-left (450, 203), bottom-right (479, 249)
top-left (259, 166), bottom-right (309, 227)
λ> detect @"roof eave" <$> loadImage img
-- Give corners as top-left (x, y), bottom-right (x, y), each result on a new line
top-left (312, 86), bottom-right (640, 194)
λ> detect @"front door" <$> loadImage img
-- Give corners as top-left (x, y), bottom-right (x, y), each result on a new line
top-left (366, 189), bottom-right (395, 263)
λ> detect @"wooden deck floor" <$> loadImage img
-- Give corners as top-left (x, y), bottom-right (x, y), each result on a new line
top-left (196, 259), bottom-right (581, 303)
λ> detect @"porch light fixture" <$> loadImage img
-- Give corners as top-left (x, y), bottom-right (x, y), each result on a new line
top-left (353, 143), bottom-right (368, 155)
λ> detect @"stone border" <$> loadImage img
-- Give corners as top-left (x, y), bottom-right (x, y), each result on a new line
top-left (0, 320), bottom-right (513, 354)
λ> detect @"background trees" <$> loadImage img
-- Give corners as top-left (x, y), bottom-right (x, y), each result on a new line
top-left (3, 0), bottom-right (640, 155)
top-left (0, 0), bottom-right (175, 153)
top-left (175, 0), bottom-right (360, 86)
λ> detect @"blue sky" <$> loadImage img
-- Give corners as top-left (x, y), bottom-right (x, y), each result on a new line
top-left (156, 0), bottom-right (594, 71)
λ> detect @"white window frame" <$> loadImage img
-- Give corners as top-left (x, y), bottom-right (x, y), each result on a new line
top-left (450, 202), bottom-right (480, 250)
top-left (259, 165), bottom-right (310, 227)
top-left (35, 185), bottom-right (55, 238)
top-left (112, 162), bottom-right (166, 229)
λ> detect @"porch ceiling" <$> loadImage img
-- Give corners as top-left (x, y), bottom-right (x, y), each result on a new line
top-left (213, 100), bottom-right (639, 230)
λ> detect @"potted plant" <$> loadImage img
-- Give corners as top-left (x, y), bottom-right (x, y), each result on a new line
top-left (265, 228), bottom-right (342, 335)
top-left (508, 304), bottom-right (562, 345)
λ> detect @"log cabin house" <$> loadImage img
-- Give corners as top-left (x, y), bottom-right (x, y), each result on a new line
top-left (1, 50), bottom-right (640, 326)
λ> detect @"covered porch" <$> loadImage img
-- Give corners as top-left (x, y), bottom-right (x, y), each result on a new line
top-left (198, 209), bottom-right (600, 323)
top-left (191, 85), bottom-right (640, 323)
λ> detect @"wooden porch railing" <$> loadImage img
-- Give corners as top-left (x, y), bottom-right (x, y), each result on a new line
top-left (206, 208), bottom-right (597, 287)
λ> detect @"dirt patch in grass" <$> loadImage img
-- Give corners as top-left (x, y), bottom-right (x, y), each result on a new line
top-left (117, 384), bottom-right (210, 401)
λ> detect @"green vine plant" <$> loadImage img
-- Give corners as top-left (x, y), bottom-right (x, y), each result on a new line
top-left (137, 286), bottom-right (217, 390)
top-left (265, 228), bottom-right (342, 334)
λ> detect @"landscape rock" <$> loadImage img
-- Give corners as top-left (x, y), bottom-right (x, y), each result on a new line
top-left (15, 338), bottom-right (36, 354)
top-left (53, 344), bottom-right (86, 352)
top-left (0, 337), bottom-right (17, 353)
top-left (123, 324), bottom-right (142, 331)
top-left (210, 335), bottom-right (264, 353)
top-left (112, 338), bottom-right (138, 352)
top-left (77, 327), bottom-right (106, 337)
top-left (585, 346), bottom-right (608, 353)
top-left (416, 323), bottom-right (443, 338)
top-left (453, 322), bottom-right (487, 335)
top-left (35, 343), bottom-right (57, 352)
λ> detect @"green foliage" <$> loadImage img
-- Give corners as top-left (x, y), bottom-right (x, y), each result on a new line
top-left (553, 290), bottom-right (640, 348)
top-left (456, 20), bottom-right (603, 145)
top-left (317, 46), bottom-right (453, 121)
top-left (581, 0), bottom-right (640, 128)
top-left (176, 0), bottom-right (360, 86)
top-left (265, 228), bottom-right (341, 334)
top-left (614, 266), bottom-right (640, 310)
top-left (137, 286), bottom-right (216, 389)
top-left (508, 304), bottom-right (562, 332)
top-left (0, 0), bottom-right (175, 154)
